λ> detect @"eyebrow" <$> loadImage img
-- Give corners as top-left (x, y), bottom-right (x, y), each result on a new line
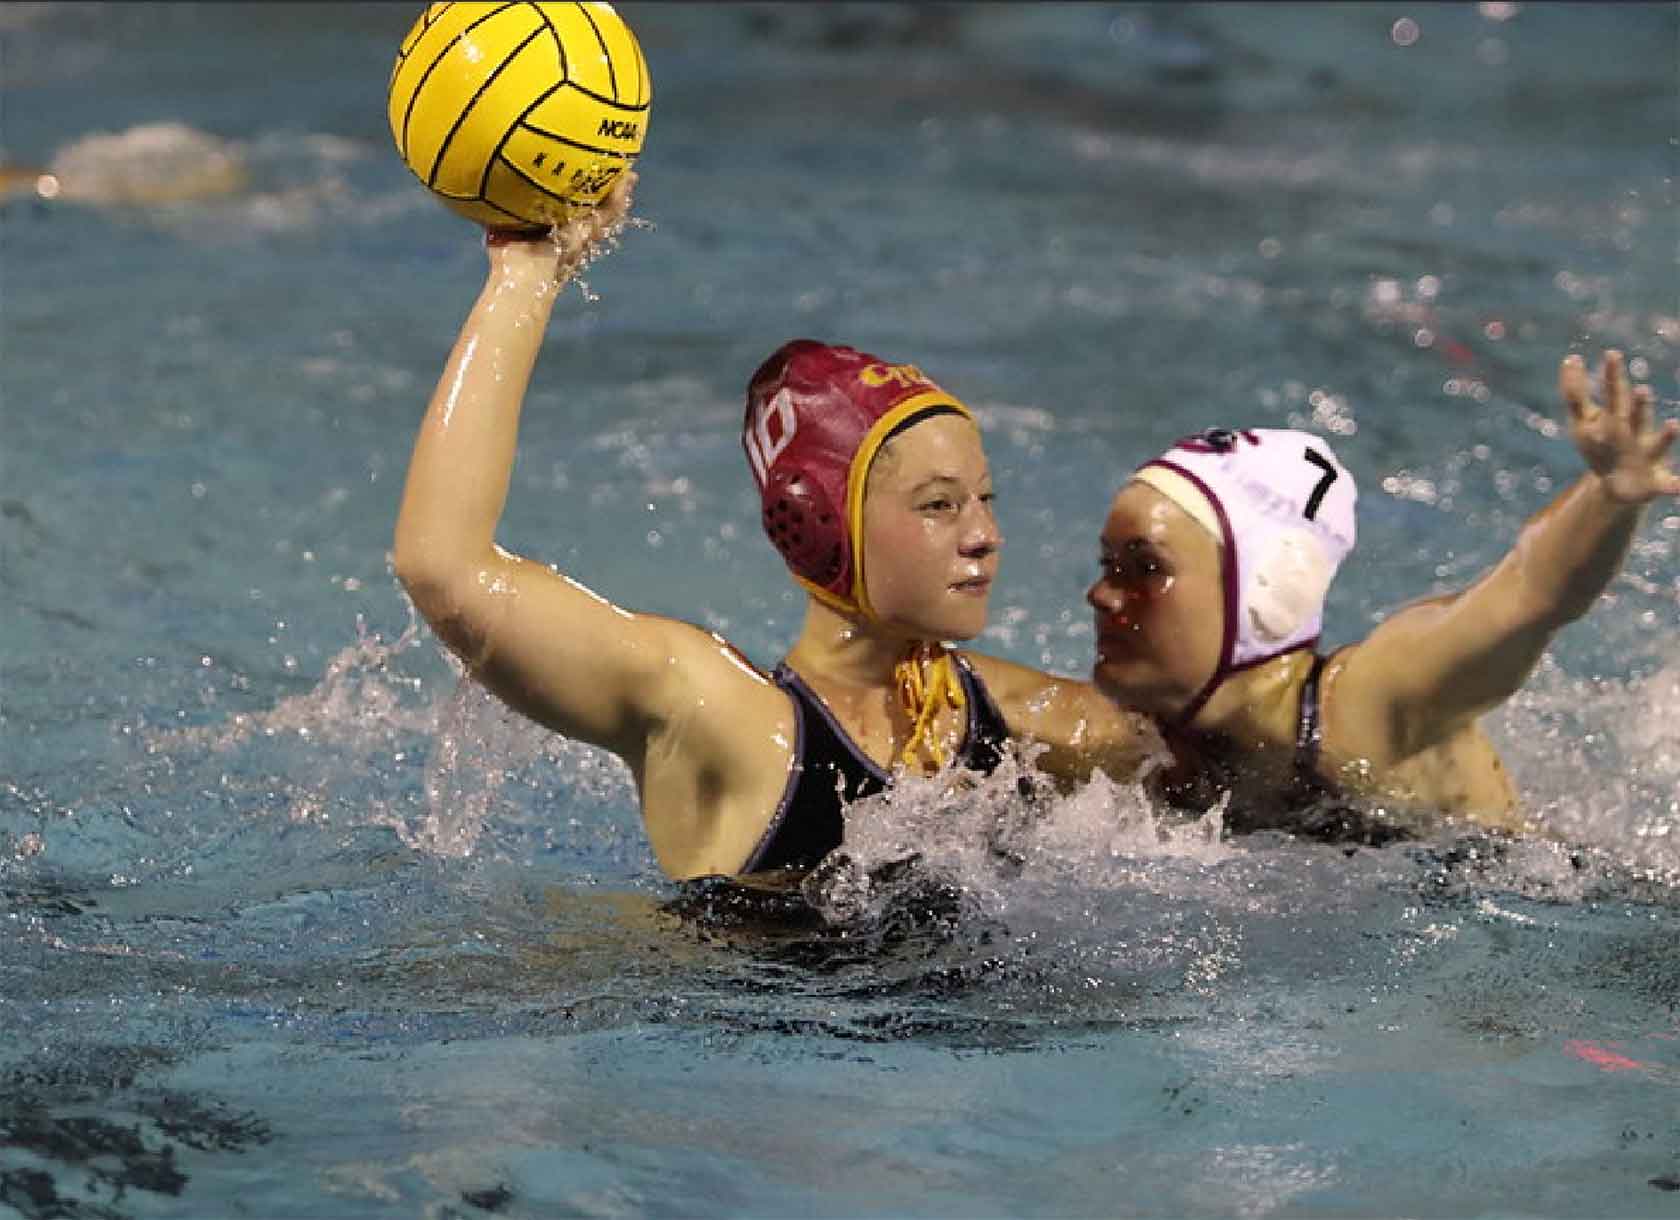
top-left (908, 473), bottom-right (989, 494)
top-left (1101, 537), bottom-right (1160, 559)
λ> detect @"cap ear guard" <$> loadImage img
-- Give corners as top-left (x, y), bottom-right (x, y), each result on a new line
top-left (762, 468), bottom-right (846, 589)
top-left (1245, 527), bottom-right (1333, 643)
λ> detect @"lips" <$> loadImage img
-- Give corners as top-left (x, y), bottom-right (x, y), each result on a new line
top-left (949, 575), bottom-right (992, 595)
top-left (1095, 621), bottom-right (1142, 656)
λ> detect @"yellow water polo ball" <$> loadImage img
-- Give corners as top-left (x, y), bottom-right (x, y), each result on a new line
top-left (388, 2), bottom-right (650, 231)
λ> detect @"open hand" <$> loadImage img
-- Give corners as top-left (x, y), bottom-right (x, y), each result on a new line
top-left (1561, 349), bottom-right (1680, 504)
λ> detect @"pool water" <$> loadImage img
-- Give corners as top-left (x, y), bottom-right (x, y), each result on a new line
top-left (3, 3), bottom-right (1678, 1216)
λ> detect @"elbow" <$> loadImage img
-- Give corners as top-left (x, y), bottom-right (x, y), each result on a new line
top-left (392, 552), bottom-right (487, 664)
top-left (391, 529), bottom-right (443, 604)
top-left (391, 528), bottom-right (477, 628)
top-left (393, 559), bottom-right (455, 632)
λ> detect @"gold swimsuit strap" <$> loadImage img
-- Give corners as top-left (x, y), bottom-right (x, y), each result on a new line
top-left (892, 642), bottom-right (967, 771)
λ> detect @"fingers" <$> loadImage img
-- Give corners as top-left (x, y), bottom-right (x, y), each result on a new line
top-left (609, 168), bottom-right (638, 213)
top-left (1629, 381), bottom-right (1653, 441)
top-left (1631, 385), bottom-right (1679, 499)
top-left (1559, 352), bottom-right (1590, 425)
top-left (1652, 418), bottom-right (1680, 498)
top-left (1652, 412), bottom-right (1680, 460)
top-left (1599, 348), bottom-right (1626, 418)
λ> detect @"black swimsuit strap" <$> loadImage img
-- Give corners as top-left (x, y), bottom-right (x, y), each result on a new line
top-left (1294, 652), bottom-right (1330, 780)
top-left (950, 652), bottom-right (1010, 773)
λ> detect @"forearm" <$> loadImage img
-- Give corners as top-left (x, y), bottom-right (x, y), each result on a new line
top-left (1508, 471), bottom-right (1645, 627)
top-left (393, 261), bottom-right (561, 585)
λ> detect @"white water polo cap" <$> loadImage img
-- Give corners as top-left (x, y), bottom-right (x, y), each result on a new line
top-left (1132, 427), bottom-right (1357, 720)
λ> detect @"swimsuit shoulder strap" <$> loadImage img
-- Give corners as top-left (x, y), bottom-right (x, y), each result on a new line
top-left (951, 651), bottom-right (1010, 774)
top-left (1294, 651), bottom-right (1330, 780)
top-left (771, 662), bottom-right (891, 784)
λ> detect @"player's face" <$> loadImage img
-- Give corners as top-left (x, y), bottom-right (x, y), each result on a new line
top-left (860, 415), bottom-right (1000, 641)
top-left (1086, 482), bottom-right (1224, 719)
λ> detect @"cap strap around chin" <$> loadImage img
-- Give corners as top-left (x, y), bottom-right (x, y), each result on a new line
top-left (1173, 636), bottom-right (1320, 731)
top-left (893, 642), bottom-right (966, 770)
top-left (1174, 667), bottom-right (1226, 730)
top-left (794, 573), bottom-right (864, 618)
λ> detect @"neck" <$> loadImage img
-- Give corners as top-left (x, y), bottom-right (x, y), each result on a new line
top-left (1175, 650), bottom-right (1315, 753)
top-left (784, 597), bottom-right (931, 687)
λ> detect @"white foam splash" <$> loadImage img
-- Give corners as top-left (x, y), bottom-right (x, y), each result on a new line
top-left (145, 613), bottom-right (435, 755)
top-left (141, 605), bottom-right (637, 863)
top-left (407, 678), bottom-right (545, 860)
top-left (1491, 655), bottom-right (1680, 881)
top-left (809, 744), bottom-right (1235, 926)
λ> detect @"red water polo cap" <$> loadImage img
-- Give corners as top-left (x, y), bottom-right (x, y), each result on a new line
top-left (743, 340), bottom-right (974, 618)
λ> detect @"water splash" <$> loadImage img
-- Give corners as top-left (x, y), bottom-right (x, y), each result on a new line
top-left (408, 678), bottom-right (543, 860)
top-left (1493, 655), bottom-right (1680, 884)
top-left (805, 745), bottom-right (1233, 929)
top-left (144, 612), bottom-right (434, 757)
top-left (134, 608), bottom-right (638, 868)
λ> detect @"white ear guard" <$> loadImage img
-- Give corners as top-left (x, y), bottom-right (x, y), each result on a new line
top-left (1245, 527), bottom-right (1334, 643)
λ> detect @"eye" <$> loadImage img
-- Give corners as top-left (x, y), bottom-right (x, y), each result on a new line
top-left (1100, 551), bottom-right (1167, 581)
top-left (919, 497), bottom-right (957, 513)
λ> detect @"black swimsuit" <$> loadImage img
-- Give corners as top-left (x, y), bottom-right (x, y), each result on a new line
top-left (741, 654), bottom-right (1011, 873)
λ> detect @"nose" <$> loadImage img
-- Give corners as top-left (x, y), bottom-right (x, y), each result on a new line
top-left (1087, 576), bottom-right (1122, 616)
top-left (959, 499), bottom-right (1001, 557)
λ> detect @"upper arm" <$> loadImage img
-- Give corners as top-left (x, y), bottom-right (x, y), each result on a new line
top-left (1339, 554), bottom-right (1557, 757)
top-left (961, 652), bottom-right (1161, 787)
top-left (403, 546), bottom-right (765, 761)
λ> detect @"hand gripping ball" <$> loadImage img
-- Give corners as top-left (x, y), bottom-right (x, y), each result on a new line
top-left (388, 2), bottom-right (650, 230)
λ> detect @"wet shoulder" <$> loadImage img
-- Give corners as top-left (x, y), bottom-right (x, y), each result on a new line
top-left (956, 650), bottom-right (1084, 716)
top-left (957, 650), bottom-right (1156, 780)
top-left (1319, 719), bottom-right (1522, 832)
top-left (636, 621), bottom-right (802, 877)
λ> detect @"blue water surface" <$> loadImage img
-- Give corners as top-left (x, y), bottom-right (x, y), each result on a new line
top-left (3, 4), bottom-right (1678, 1217)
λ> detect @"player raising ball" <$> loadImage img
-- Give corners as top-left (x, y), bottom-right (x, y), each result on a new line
top-left (388, 4), bottom-right (1157, 883)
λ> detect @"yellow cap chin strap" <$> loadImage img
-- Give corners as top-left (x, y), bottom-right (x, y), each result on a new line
top-left (893, 642), bottom-right (966, 770)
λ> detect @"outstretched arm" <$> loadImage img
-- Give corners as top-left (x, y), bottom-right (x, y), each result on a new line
top-left (1347, 349), bottom-right (1679, 756)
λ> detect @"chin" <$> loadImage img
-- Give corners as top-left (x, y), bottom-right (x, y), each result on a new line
top-left (924, 603), bottom-right (988, 643)
top-left (1092, 657), bottom-right (1165, 712)
top-left (939, 613), bottom-right (987, 642)
top-left (1091, 663), bottom-right (1125, 703)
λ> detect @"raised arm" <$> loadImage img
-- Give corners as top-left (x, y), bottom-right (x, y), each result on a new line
top-left (392, 178), bottom-right (746, 762)
top-left (1345, 349), bottom-right (1679, 755)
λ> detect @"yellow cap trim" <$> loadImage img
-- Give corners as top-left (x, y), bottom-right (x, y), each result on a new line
top-left (792, 572), bottom-right (860, 616)
top-left (843, 392), bottom-right (975, 618)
